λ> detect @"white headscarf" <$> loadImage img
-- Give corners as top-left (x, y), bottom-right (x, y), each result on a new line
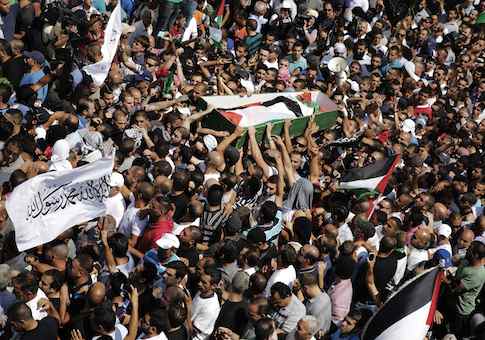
top-left (49, 139), bottom-right (73, 171)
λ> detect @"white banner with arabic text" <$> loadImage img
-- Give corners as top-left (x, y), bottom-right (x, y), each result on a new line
top-left (6, 157), bottom-right (114, 251)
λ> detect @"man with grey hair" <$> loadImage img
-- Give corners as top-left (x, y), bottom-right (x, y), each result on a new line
top-left (213, 271), bottom-right (250, 336)
top-left (286, 315), bottom-right (319, 340)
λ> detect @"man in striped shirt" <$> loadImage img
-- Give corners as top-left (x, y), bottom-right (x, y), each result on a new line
top-left (200, 184), bottom-right (229, 245)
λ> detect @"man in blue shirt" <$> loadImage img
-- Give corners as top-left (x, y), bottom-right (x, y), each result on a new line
top-left (20, 51), bottom-right (47, 103)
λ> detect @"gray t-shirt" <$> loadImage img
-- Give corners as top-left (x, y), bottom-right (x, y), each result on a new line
top-left (305, 291), bottom-right (332, 334)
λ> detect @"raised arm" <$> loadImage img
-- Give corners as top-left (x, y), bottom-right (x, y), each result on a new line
top-left (248, 126), bottom-right (272, 178)
top-left (283, 119), bottom-right (293, 154)
top-left (101, 227), bottom-right (117, 273)
top-left (305, 120), bottom-right (321, 183)
top-left (124, 287), bottom-right (139, 340)
top-left (215, 125), bottom-right (245, 153)
top-left (274, 135), bottom-right (296, 186)
top-left (183, 104), bottom-right (215, 129)
top-left (267, 148), bottom-right (285, 207)
top-left (143, 95), bottom-right (188, 112)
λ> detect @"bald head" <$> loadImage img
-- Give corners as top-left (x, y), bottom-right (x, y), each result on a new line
top-left (458, 229), bottom-right (475, 250)
top-left (433, 203), bottom-right (449, 221)
top-left (50, 243), bottom-right (68, 261)
top-left (413, 228), bottom-right (432, 249)
top-left (208, 151), bottom-right (225, 171)
top-left (88, 282), bottom-right (106, 305)
top-left (154, 175), bottom-right (172, 194)
top-left (302, 244), bottom-right (320, 260)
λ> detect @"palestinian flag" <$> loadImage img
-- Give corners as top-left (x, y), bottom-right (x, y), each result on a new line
top-left (220, 95), bottom-right (316, 127)
top-left (362, 267), bottom-right (444, 340)
top-left (339, 154), bottom-right (400, 193)
top-left (215, 0), bottom-right (225, 28)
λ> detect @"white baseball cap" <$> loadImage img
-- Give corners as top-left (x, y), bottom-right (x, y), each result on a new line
top-left (334, 43), bottom-right (347, 56)
top-left (109, 172), bottom-right (124, 187)
top-left (155, 233), bottom-right (180, 249)
top-left (203, 134), bottom-right (218, 152)
top-left (401, 119), bottom-right (416, 135)
top-left (438, 224), bottom-right (452, 239)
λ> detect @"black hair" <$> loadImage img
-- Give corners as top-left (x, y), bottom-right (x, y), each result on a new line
top-left (108, 233), bottom-right (129, 258)
top-left (0, 84), bottom-right (12, 104)
top-left (43, 269), bottom-right (64, 291)
top-left (205, 268), bottom-right (222, 285)
top-left (270, 282), bottom-right (291, 298)
top-left (7, 302), bottom-right (33, 323)
top-left (147, 307), bottom-right (170, 334)
top-left (172, 171), bottom-right (189, 192)
top-left (278, 245), bottom-right (297, 268)
top-left (255, 318), bottom-right (275, 340)
top-left (165, 261), bottom-right (188, 280)
top-left (258, 201), bottom-right (278, 224)
top-left (13, 271), bottom-right (39, 295)
top-left (92, 302), bottom-right (116, 333)
top-left (154, 160), bottom-right (173, 177)
top-left (207, 184), bottom-right (224, 206)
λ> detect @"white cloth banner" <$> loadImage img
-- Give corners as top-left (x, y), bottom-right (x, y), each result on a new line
top-left (83, 3), bottom-right (123, 86)
top-left (6, 157), bottom-right (114, 251)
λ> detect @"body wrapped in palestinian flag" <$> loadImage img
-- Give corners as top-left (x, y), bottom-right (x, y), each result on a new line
top-left (201, 91), bottom-right (339, 146)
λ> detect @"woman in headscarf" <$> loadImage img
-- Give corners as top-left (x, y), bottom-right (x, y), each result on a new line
top-left (48, 139), bottom-right (72, 171)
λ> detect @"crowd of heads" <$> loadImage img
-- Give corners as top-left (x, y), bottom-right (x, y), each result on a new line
top-left (0, 0), bottom-right (484, 339)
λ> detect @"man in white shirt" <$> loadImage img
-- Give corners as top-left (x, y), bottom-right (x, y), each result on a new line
top-left (118, 182), bottom-right (153, 247)
top-left (192, 269), bottom-right (221, 340)
top-left (264, 245), bottom-right (297, 297)
top-left (105, 172), bottom-right (127, 228)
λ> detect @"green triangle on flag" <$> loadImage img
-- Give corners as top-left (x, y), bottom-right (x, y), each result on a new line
top-left (163, 70), bottom-right (174, 95)
top-left (476, 11), bottom-right (485, 25)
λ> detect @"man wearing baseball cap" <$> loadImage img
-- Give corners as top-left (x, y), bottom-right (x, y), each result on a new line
top-left (142, 233), bottom-right (181, 280)
top-left (20, 51), bottom-right (47, 103)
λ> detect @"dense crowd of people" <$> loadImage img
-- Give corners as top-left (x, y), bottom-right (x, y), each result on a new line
top-left (0, 0), bottom-right (484, 339)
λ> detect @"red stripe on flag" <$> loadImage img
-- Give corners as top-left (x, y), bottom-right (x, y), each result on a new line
top-left (366, 197), bottom-right (376, 220)
top-left (221, 111), bottom-right (242, 125)
top-left (216, 0), bottom-right (225, 18)
top-left (376, 154), bottom-right (401, 193)
top-left (426, 270), bottom-right (444, 326)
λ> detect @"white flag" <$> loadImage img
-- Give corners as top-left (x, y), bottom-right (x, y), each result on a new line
top-left (83, 3), bottom-right (123, 86)
top-left (182, 16), bottom-right (198, 42)
top-left (6, 157), bottom-right (114, 251)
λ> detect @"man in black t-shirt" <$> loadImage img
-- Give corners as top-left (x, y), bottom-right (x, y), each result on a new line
top-left (6, 302), bottom-right (58, 340)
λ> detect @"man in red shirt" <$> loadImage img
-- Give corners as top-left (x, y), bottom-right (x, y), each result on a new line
top-left (136, 197), bottom-right (174, 253)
